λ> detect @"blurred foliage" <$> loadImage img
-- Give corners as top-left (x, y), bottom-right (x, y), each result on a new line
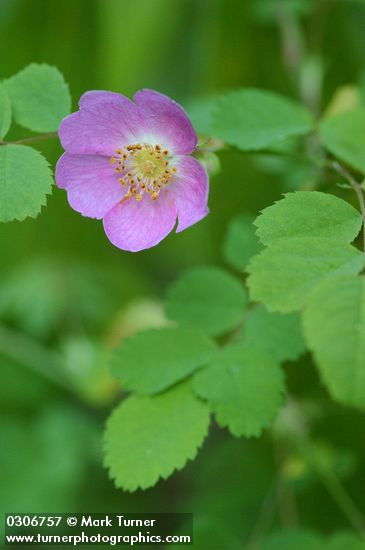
top-left (1, 0), bottom-right (365, 548)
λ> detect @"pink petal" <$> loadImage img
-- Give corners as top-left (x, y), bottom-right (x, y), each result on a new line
top-left (134, 89), bottom-right (197, 155)
top-left (103, 191), bottom-right (177, 252)
top-left (171, 156), bottom-right (209, 232)
top-left (55, 153), bottom-right (125, 219)
top-left (59, 91), bottom-right (144, 156)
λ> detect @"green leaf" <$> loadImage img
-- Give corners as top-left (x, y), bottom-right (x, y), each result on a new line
top-left (255, 192), bottom-right (363, 246)
top-left (244, 305), bottom-right (306, 363)
top-left (303, 275), bottom-right (365, 409)
top-left (0, 83), bottom-right (11, 139)
top-left (193, 345), bottom-right (285, 437)
top-left (319, 109), bottom-right (365, 174)
top-left (247, 238), bottom-right (365, 313)
top-left (103, 382), bottom-right (210, 491)
top-left (4, 63), bottom-right (71, 132)
top-left (0, 144), bottom-right (53, 222)
top-left (166, 267), bottom-right (248, 336)
top-left (223, 214), bottom-right (263, 271)
top-left (186, 95), bottom-right (219, 136)
top-left (111, 327), bottom-right (217, 395)
top-left (212, 88), bottom-right (313, 151)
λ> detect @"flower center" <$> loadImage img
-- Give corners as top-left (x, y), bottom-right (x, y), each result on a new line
top-left (110, 144), bottom-right (177, 201)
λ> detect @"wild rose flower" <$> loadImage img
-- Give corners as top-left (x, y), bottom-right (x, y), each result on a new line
top-left (55, 90), bottom-right (209, 252)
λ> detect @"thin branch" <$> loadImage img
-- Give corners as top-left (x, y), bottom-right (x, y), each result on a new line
top-left (246, 478), bottom-right (279, 549)
top-left (299, 439), bottom-right (365, 538)
top-left (0, 132), bottom-right (58, 146)
top-left (321, 471), bottom-right (365, 538)
top-left (332, 161), bottom-right (365, 253)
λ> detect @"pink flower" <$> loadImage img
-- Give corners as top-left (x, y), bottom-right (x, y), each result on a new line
top-left (55, 90), bottom-right (209, 252)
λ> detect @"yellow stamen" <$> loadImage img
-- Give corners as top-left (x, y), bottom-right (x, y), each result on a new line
top-left (112, 143), bottom-right (177, 202)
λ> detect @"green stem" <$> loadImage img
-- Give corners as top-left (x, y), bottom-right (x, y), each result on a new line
top-left (321, 472), bottom-right (365, 537)
top-left (0, 324), bottom-right (70, 391)
top-left (299, 439), bottom-right (365, 538)
top-left (0, 132), bottom-right (58, 146)
top-left (331, 161), bottom-right (365, 254)
top-left (246, 479), bottom-right (279, 549)
top-left (274, 398), bottom-right (365, 538)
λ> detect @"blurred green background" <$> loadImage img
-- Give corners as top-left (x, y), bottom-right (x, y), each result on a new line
top-left (1, 0), bottom-right (365, 547)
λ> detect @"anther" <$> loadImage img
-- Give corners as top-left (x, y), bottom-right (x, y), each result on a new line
top-left (111, 142), bottom-right (177, 203)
